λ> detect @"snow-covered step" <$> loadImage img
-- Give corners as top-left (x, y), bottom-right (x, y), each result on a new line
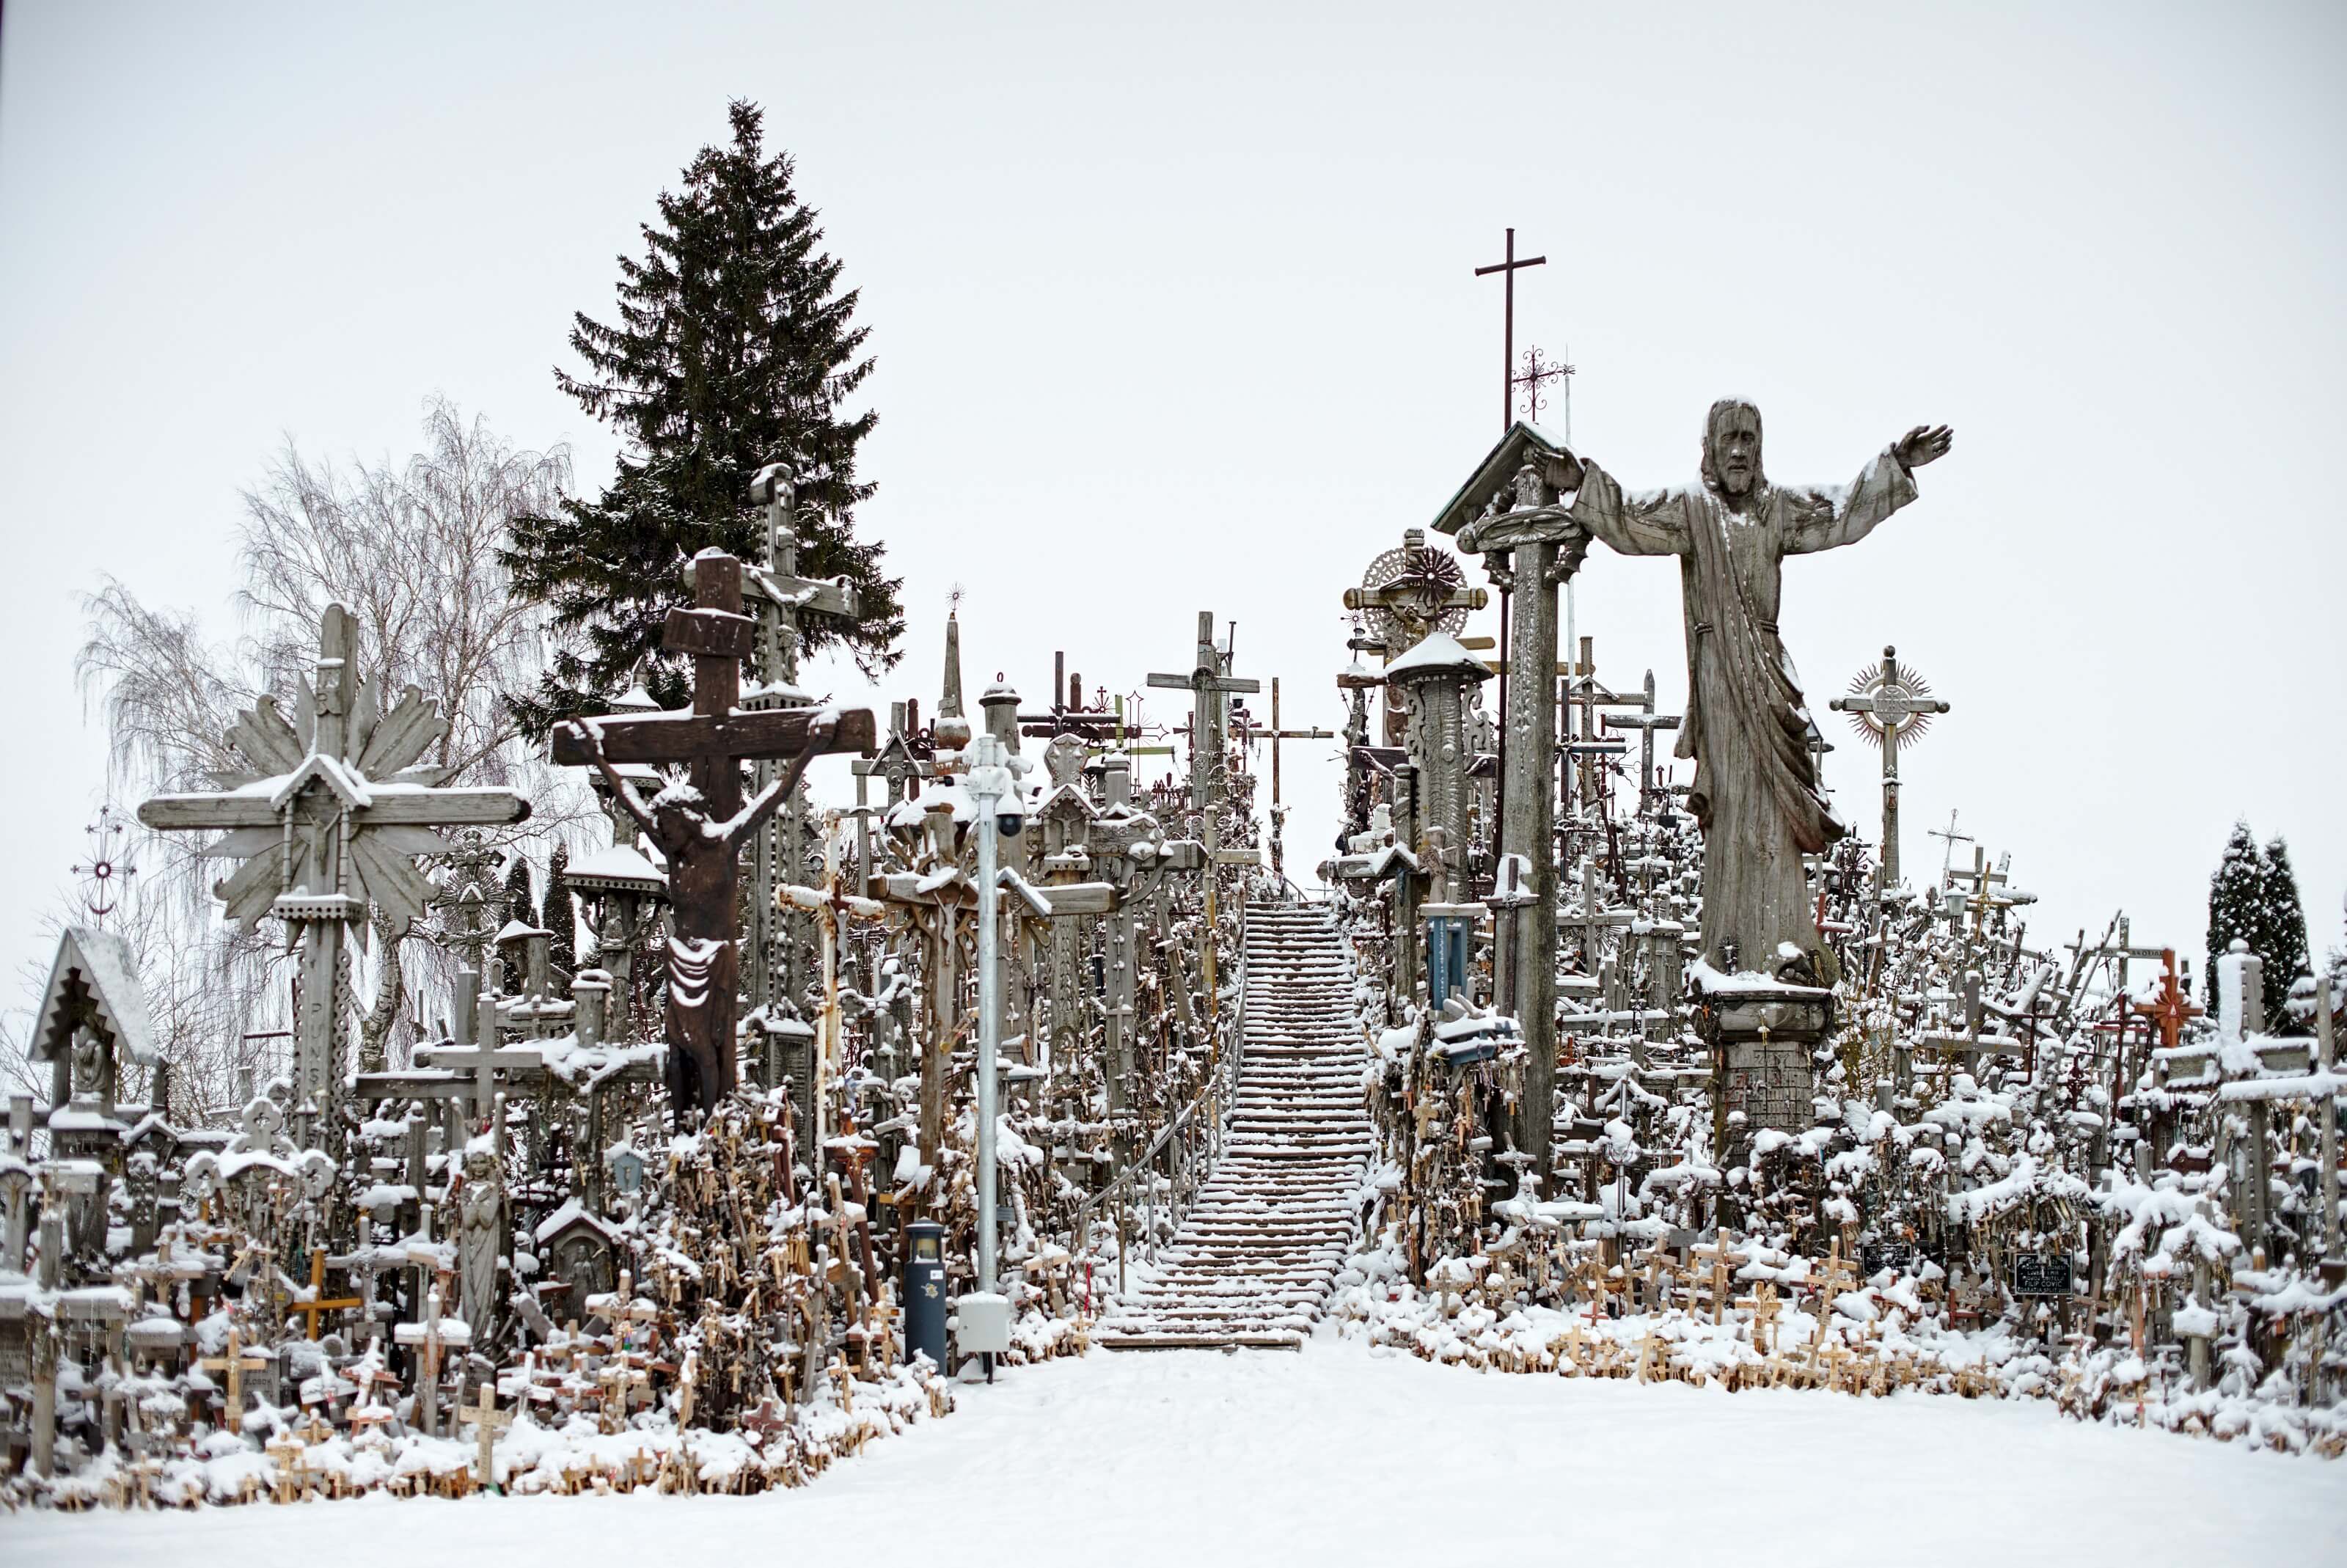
top-left (1100, 901), bottom-right (1369, 1354)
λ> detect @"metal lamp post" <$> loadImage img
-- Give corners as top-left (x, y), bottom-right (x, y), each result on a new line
top-left (964, 732), bottom-right (1011, 1297)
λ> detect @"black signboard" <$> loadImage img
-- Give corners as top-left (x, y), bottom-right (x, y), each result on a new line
top-left (2010, 1254), bottom-right (2074, 1297)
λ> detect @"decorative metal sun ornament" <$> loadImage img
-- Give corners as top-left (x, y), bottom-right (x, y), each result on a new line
top-left (1842, 648), bottom-right (1941, 749)
top-left (69, 803), bottom-right (139, 924)
top-left (1355, 532), bottom-right (1473, 651)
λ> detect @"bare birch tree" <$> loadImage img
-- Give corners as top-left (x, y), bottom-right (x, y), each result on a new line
top-left (56, 399), bottom-right (587, 1118)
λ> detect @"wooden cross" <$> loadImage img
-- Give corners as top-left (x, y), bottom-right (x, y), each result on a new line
top-left (1810, 1239), bottom-right (1858, 1331)
top-left (1634, 1326), bottom-right (1671, 1383)
top-left (1015, 651), bottom-right (1132, 741)
top-left (1567, 860), bottom-right (1637, 974)
top-left (852, 706), bottom-right (932, 807)
top-left (286, 1249), bottom-right (363, 1341)
top-left (1688, 1228), bottom-right (1750, 1325)
top-left (201, 1320), bottom-right (274, 1427)
top-left (1552, 1316), bottom-right (1592, 1374)
top-left (266, 1429), bottom-right (309, 1503)
top-left (1736, 1280), bottom-right (1782, 1355)
top-left (1343, 531), bottom-right (1490, 656)
top-left (1598, 670), bottom-right (1681, 809)
top-left (830, 1352), bottom-right (857, 1415)
top-left (1148, 610), bottom-right (1261, 813)
top-left (1828, 645), bottom-right (1948, 887)
top-left (1919, 969), bottom-right (2027, 1069)
top-left (2082, 915), bottom-right (2172, 1005)
top-left (552, 550), bottom-right (874, 1109)
top-left (1631, 1234), bottom-right (1679, 1314)
top-left (599, 1362), bottom-right (650, 1431)
top-left (739, 468), bottom-right (867, 1027)
top-left (739, 464), bottom-right (864, 692)
top-left (462, 1382), bottom-right (513, 1490)
top-left (202, 1324), bottom-right (272, 1436)
top-left (395, 1284), bottom-right (469, 1437)
top-left (552, 552), bottom-right (876, 821)
top-left (778, 816), bottom-right (891, 1142)
top-left (2132, 949), bottom-right (2204, 1052)
top-left (1147, 610), bottom-right (1258, 1003)
top-left (1946, 846), bottom-right (2026, 937)
top-left (138, 604), bottom-right (530, 1110)
top-left (1473, 227), bottom-right (1546, 431)
top-left (1233, 676), bottom-right (1335, 880)
top-left (1559, 637), bottom-right (1644, 813)
top-left (1231, 677), bottom-right (1337, 810)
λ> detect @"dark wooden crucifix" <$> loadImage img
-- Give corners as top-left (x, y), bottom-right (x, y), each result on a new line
top-left (553, 549), bottom-right (875, 1113)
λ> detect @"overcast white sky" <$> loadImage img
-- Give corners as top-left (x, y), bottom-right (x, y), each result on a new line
top-left (1, 2), bottom-right (2340, 1004)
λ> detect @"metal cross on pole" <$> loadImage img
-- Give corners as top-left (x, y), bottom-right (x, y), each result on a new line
top-left (1829, 645), bottom-right (1949, 890)
top-left (1474, 227), bottom-right (1547, 431)
top-left (1512, 345), bottom-right (1573, 428)
top-left (1927, 810), bottom-right (1974, 884)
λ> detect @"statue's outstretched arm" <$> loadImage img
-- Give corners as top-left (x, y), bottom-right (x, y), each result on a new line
top-left (1782, 426), bottom-right (1950, 556)
top-left (563, 720), bottom-right (656, 833)
top-left (722, 746), bottom-right (821, 846)
top-left (1565, 458), bottom-right (1688, 557)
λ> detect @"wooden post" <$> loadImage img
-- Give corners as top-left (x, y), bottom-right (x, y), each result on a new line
top-left (1501, 541), bottom-right (1561, 1180)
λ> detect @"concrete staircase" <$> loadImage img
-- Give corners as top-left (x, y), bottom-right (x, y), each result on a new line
top-left (1098, 899), bottom-right (1371, 1349)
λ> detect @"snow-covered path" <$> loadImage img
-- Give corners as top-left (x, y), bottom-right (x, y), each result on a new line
top-left (10, 1339), bottom-right (2343, 1567)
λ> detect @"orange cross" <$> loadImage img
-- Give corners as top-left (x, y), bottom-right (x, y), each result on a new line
top-left (286, 1250), bottom-right (363, 1341)
top-left (2131, 948), bottom-right (2205, 1052)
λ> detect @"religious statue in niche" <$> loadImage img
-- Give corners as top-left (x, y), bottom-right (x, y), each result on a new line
top-left (540, 1208), bottom-right (620, 1320)
top-left (1535, 401), bottom-right (1953, 983)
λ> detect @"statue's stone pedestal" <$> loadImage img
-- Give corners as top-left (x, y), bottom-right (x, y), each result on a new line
top-left (1694, 967), bottom-right (1833, 1215)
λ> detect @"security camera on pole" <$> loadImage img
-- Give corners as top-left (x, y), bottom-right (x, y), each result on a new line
top-left (958, 729), bottom-right (1022, 1378)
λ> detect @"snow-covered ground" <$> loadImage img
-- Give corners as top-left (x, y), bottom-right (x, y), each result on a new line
top-left (10, 1338), bottom-right (2342, 1567)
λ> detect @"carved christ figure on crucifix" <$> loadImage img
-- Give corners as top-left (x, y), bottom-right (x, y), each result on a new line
top-left (1537, 402), bottom-right (1952, 983)
top-left (562, 715), bottom-right (831, 1113)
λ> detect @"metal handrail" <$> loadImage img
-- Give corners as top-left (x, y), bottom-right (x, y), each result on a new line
top-left (1073, 893), bottom-right (1253, 1294)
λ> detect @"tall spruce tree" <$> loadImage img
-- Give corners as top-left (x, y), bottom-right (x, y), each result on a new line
top-left (505, 99), bottom-right (902, 732)
top-left (2206, 819), bottom-right (2262, 1004)
top-left (2255, 835), bottom-right (2311, 1021)
top-left (543, 843), bottom-right (576, 974)
top-left (503, 857), bottom-right (535, 933)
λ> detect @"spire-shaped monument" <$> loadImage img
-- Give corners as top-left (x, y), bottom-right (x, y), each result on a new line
top-left (936, 600), bottom-right (971, 752)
